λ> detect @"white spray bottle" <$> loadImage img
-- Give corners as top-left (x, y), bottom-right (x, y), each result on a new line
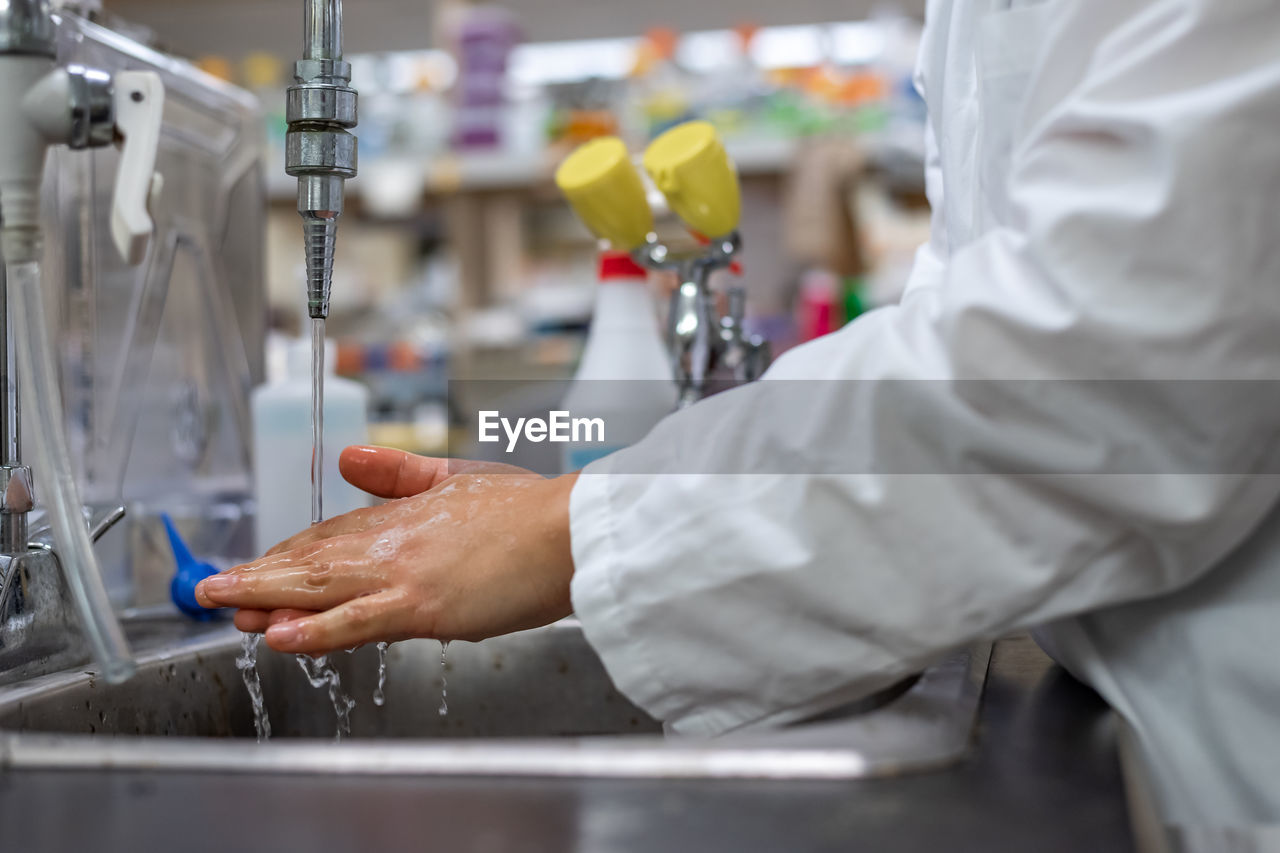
top-left (560, 252), bottom-right (677, 472)
top-left (252, 339), bottom-right (370, 553)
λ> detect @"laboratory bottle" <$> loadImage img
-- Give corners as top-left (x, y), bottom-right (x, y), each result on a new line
top-left (252, 339), bottom-right (370, 554)
top-left (560, 252), bottom-right (677, 473)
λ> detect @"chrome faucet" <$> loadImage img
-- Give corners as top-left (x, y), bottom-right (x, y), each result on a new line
top-left (0, 505), bottom-right (127, 684)
top-left (719, 284), bottom-right (772, 386)
top-left (287, 0), bottom-right (358, 322)
top-left (0, 0), bottom-right (163, 683)
top-left (635, 232), bottom-right (771, 408)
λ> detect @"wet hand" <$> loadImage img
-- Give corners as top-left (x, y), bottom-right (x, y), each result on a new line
top-left (196, 446), bottom-right (577, 655)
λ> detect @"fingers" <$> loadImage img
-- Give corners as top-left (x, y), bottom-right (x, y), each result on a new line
top-left (264, 503), bottom-right (393, 557)
top-left (339, 446), bottom-right (451, 499)
top-left (233, 609), bottom-right (269, 632)
top-left (261, 451), bottom-right (539, 559)
top-left (269, 608), bottom-right (315, 626)
top-left (233, 608), bottom-right (315, 633)
top-left (200, 565), bottom-right (367, 612)
top-left (338, 446), bottom-right (534, 500)
top-left (263, 590), bottom-right (410, 655)
top-left (198, 543), bottom-right (378, 612)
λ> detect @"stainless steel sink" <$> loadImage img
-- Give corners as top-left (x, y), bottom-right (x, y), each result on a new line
top-left (0, 618), bottom-right (989, 780)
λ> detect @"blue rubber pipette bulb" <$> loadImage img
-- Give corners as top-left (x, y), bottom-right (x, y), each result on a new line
top-left (162, 513), bottom-right (220, 620)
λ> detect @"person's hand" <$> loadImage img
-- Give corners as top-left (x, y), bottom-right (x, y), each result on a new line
top-left (195, 446), bottom-right (577, 655)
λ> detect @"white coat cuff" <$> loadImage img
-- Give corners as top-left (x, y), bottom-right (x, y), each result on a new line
top-left (568, 456), bottom-right (676, 723)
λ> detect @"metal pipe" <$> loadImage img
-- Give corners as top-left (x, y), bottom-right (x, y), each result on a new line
top-left (0, 264), bottom-right (17, 466)
top-left (303, 0), bottom-right (341, 62)
top-left (0, 0), bottom-right (58, 556)
top-left (0, 230), bottom-right (30, 554)
top-left (287, 0), bottom-right (356, 321)
top-left (0, 0), bottom-right (56, 57)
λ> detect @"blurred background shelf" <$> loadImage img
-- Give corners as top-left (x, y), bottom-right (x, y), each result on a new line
top-left (264, 136), bottom-right (877, 202)
top-left (267, 136), bottom-right (921, 202)
top-left (100, 0), bottom-right (934, 451)
top-left (105, 0), bottom-right (925, 58)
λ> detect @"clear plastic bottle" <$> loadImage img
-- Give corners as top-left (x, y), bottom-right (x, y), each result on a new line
top-left (252, 339), bottom-right (370, 554)
top-left (560, 253), bottom-right (676, 473)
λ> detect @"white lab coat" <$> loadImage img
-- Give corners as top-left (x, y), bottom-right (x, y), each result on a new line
top-left (569, 0), bottom-right (1280, 825)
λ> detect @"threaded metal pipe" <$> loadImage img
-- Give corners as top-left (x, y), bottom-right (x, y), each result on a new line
top-left (289, 0), bottom-right (354, 321)
top-left (302, 215), bottom-right (337, 320)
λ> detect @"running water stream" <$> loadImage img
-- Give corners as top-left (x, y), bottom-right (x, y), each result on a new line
top-left (439, 641), bottom-right (450, 716)
top-left (236, 318), bottom-right (399, 740)
top-left (373, 642), bottom-right (389, 706)
top-left (296, 654), bottom-right (355, 739)
top-left (294, 317), bottom-right (358, 739)
top-left (310, 317), bottom-right (325, 526)
top-left (237, 633), bottom-right (271, 741)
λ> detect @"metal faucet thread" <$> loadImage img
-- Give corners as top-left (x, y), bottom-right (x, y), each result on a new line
top-left (287, 0), bottom-right (357, 321)
top-left (302, 216), bottom-right (337, 320)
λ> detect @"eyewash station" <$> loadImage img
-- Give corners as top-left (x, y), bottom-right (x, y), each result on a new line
top-left (0, 1), bottom-right (1149, 851)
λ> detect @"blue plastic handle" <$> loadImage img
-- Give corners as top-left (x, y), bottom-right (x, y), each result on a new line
top-left (162, 513), bottom-right (221, 621)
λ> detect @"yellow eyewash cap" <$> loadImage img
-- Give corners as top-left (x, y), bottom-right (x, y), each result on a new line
top-left (555, 137), bottom-right (653, 251)
top-left (643, 121), bottom-right (741, 240)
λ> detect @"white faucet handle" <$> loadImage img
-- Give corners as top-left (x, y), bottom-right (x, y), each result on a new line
top-left (110, 71), bottom-right (165, 265)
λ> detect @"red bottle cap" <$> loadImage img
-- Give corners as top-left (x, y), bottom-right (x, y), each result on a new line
top-left (598, 251), bottom-right (648, 282)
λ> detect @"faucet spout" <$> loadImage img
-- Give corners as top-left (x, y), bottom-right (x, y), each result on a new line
top-left (287, 0), bottom-right (357, 321)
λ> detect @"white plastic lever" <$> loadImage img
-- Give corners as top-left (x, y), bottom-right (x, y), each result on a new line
top-left (110, 71), bottom-right (165, 265)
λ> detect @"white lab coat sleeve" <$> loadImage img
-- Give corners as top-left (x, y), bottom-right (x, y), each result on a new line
top-left (570, 0), bottom-right (1280, 737)
top-left (901, 19), bottom-right (948, 300)
top-left (900, 117), bottom-right (949, 299)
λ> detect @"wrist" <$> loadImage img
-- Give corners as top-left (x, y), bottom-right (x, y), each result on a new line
top-left (523, 472), bottom-right (578, 626)
top-left (541, 472), bottom-right (578, 571)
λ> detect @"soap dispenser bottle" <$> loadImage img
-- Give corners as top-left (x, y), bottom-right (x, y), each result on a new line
top-left (251, 339), bottom-right (370, 553)
top-left (560, 251), bottom-right (677, 472)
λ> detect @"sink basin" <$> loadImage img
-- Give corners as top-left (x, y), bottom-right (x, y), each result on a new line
top-left (0, 619), bottom-right (989, 780)
top-left (0, 618), bottom-right (660, 740)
